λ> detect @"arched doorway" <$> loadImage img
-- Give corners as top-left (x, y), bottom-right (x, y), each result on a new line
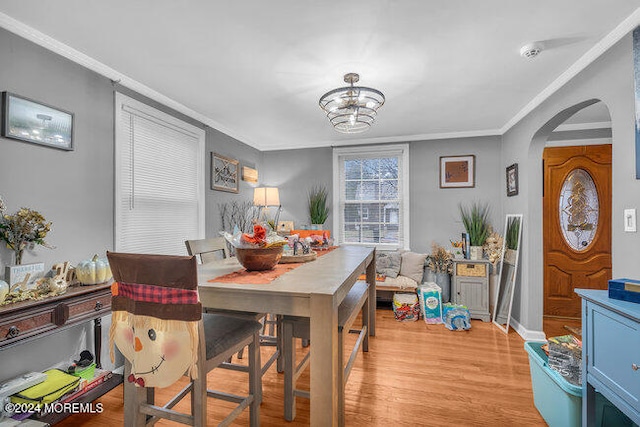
top-left (533, 101), bottom-right (613, 337)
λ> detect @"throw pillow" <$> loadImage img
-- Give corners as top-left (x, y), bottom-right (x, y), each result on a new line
top-left (376, 251), bottom-right (402, 278)
top-left (399, 252), bottom-right (428, 283)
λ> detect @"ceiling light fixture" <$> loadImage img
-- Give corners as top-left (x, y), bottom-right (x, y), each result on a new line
top-left (319, 73), bottom-right (385, 134)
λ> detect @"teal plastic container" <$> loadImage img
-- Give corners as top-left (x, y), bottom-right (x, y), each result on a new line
top-left (524, 341), bottom-right (636, 427)
top-left (525, 341), bottom-right (581, 427)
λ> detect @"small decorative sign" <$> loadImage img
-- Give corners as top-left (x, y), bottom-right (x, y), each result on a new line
top-left (211, 153), bottom-right (239, 193)
top-left (5, 262), bottom-right (45, 290)
top-left (242, 166), bottom-right (258, 183)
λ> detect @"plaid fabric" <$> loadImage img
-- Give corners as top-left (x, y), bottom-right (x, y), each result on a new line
top-left (115, 282), bottom-right (199, 305)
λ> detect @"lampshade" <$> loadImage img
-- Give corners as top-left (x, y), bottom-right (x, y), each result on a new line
top-left (253, 187), bottom-right (280, 207)
top-left (319, 73), bottom-right (385, 134)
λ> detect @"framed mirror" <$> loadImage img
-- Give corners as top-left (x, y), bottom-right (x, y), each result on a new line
top-left (493, 214), bottom-right (523, 334)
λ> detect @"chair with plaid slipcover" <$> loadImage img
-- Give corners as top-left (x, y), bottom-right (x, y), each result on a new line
top-left (108, 251), bottom-right (262, 426)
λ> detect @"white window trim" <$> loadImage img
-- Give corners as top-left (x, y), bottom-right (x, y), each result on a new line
top-left (332, 144), bottom-right (410, 250)
top-left (114, 92), bottom-right (205, 252)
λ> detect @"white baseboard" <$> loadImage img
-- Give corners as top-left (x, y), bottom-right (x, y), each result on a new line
top-left (510, 317), bottom-right (546, 342)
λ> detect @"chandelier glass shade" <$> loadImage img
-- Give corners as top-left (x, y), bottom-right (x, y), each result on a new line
top-left (319, 73), bottom-right (385, 134)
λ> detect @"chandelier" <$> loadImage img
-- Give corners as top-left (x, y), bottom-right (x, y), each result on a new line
top-left (319, 73), bottom-right (385, 134)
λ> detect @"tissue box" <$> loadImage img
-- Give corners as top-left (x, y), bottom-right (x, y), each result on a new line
top-left (608, 278), bottom-right (640, 304)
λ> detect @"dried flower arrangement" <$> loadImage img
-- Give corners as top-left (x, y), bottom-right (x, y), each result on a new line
top-left (426, 242), bottom-right (453, 274)
top-left (484, 230), bottom-right (504, 267)
top-left (0, 195), bottom-right (52, 265)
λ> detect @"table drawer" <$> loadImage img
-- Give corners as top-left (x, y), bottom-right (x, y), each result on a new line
top-left (0, 287), bottom-right (111, 347)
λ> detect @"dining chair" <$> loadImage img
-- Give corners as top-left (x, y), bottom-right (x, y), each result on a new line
top-left (185, 237), bottom-right (280, 376)
top-left (107, 251), bottom-right (261, 426)
top-left (281, 280), bottom-right (370, 425)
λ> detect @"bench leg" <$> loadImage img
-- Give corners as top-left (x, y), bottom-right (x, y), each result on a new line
top-left (283, 321), bottom-right (296, 421)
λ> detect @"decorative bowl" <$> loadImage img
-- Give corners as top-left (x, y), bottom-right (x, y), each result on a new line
top-left (235, 246), bottom-right (283, 271)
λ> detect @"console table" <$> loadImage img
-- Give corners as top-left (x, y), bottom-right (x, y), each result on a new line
top-left (0, 282), bottom-right (123, 424)
top-left (577, 289), bottom-right (640, 426)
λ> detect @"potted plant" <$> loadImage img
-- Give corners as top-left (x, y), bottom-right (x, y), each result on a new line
top-left (426, 242), bottom-right (453, 303)
top-left (459, 202), bottom-right (491, 260)
top-left (308, 185), bottom-right (329, 230)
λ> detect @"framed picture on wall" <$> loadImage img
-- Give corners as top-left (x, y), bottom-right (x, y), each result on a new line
top-left (439, 155), bottom-right (475, 188)
top-left (506, 163), bottom-right (519, 196)
top-left (211, 152), bottom-right (239, 193)
top-left (1, 92), bottom-right (74, 151)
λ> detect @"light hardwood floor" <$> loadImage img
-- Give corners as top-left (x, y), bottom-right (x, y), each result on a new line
top-left (58, 308), bottom-right (546, 426)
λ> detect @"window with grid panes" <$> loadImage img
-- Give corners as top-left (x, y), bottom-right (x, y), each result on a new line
top-left (333, 144), bottom-right (409, 250)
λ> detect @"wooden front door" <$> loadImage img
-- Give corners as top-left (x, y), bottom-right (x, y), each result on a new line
top-left (543, 145), bottom-right (612, 319)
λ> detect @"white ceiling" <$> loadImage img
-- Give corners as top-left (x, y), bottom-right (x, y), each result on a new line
top-left (0, 1), bottom-right (638, 151)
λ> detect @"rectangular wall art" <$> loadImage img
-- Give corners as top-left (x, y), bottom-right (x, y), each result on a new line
top-left (211, 153), bottom-right (239, 193)
top-left (1, 92), bottom-right (74, 151)
top-left (439, 155), bottom-right (475, 188)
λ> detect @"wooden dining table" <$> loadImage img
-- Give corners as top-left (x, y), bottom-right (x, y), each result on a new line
top-left (198, 245), bottom-right (376, 426)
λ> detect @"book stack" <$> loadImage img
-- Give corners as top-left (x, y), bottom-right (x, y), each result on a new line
top-left (59, 368), bottom-right (113, 404)
top-left (547, 335), bottom-right (582, 386)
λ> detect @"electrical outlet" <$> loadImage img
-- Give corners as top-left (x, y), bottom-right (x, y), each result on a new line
top-left (624, 209), bottom-right (637, 232)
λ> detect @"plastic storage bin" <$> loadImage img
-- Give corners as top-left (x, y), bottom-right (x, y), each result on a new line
top-left (525, 341), bottom-right (636, 427)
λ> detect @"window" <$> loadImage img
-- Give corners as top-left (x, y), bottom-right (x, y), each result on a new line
top-left (333, 144), bottom-right (409, 249)
top-left (115, 93), bottom-right (205, 255)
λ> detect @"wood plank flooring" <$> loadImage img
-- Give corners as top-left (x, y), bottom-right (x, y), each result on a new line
top-left (57, 308), bottom-right (545, 426)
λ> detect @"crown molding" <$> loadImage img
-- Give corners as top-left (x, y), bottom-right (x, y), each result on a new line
top-left (0, 7), bottom-right (638, 151)
top-left (501, 6), bottom-right (640, 134)
top-left (554, 121), bottom-right (612, 132)
top-left (0, 11), bottom-right (261, 150)
top-left (262, 128), bottom-right (503, 151)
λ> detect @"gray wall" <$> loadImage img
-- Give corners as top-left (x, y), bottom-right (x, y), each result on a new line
top-left (262, 137), bottom-right (502, 255)
top-left (0, 28), bottom-right (115, 382)
top-left (263, 147), bottom-right (333, 230)
top-left (0, 28), bottom-right (260, 382)
top-left (502, 34), bottom-right (640, 333)
top-left (409, 136), bottom-right (502, 254)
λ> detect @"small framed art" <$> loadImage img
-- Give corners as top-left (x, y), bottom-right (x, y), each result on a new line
top-left (211, 153), bottom-right (239, 193)
top-left (1, 92), bottom-right (74, 151)
top-left (506, 163), bottom-right (519, 196)
top-left (439, 155), bottom-right (475, 188)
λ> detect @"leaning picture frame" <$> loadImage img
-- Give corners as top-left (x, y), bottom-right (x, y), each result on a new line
top-left (506, 163), bottom-right (519, 196)
top-left (439, 155), bottom-right (475, 188)
top-left (1, 92), bottom-right (74, 151)
top-left (211, 152), bottom-right (239, 193)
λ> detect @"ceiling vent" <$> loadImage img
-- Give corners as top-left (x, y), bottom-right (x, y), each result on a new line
top-left (520, 43), bottom-right (543, 59)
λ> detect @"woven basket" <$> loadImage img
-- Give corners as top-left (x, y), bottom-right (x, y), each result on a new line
top-left (456, 263), bottom-right (487, 277)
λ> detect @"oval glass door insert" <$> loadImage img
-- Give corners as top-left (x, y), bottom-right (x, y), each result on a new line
top-left (559, 168), bottom-right (599, 251)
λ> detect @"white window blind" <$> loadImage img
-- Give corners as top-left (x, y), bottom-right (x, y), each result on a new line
top-left (333, 144), bottom-right (410, 250)
top-left (115, 93), bottom-right (205, 255)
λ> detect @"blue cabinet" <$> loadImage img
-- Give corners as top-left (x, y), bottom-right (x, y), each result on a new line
top-left (577, 289), bottom-right (640, 426)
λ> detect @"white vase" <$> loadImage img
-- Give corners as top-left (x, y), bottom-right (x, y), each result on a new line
top-left (469, 246), bottom-right (483, 260)
top-left (311, 224), bottom-right (323, 230)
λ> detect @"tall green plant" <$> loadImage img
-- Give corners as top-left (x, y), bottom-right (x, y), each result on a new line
top-left (459, 202), bottom-right (491, 246)
top-left (506, 216), bottom-right (521, 250)
top-left (308, 185), bottom-right (329, 225)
